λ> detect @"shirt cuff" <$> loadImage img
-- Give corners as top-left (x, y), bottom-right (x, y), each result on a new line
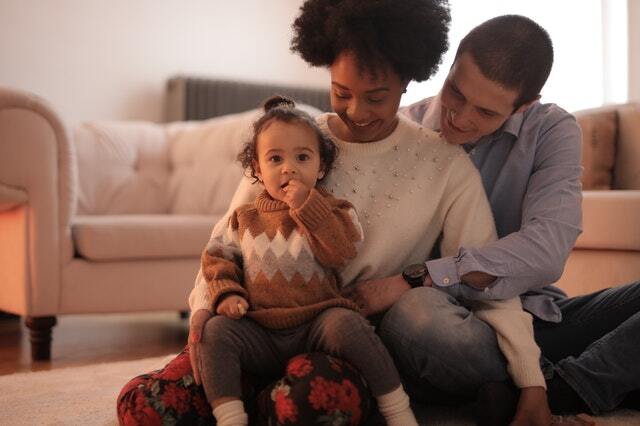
top-left (426, 256), bottom-right (460, 287)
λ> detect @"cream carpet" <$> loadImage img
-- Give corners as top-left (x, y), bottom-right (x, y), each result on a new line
top-left (0, 355), bottom-right (174, 426)
top-left (0, 355), bottom-right (638, 426)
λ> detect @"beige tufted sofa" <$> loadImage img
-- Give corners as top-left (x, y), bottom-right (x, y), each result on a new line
top-left (0, 85), bottom-right (292, 360)
top-left (555, 103), bottom-right (640, 296)
top-left (1, 82), bottom-right (639, 362)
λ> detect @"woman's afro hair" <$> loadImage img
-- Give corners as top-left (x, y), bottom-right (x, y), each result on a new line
top-left (291, 0), bottom-right (451, 82)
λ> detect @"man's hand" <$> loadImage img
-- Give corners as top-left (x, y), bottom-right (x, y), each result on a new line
top-left (188, 309), bottom-right (212, 386)
top-left (510, 386), bottom-right (552, 426)
top-left (461, 270), bottom-right (496, 289)
top-left (343, 275), bottom-right (412, 317)
top-left (216, 295), bottom-right (249, 319)
top-left (283, 179), bottom-right (310, 209)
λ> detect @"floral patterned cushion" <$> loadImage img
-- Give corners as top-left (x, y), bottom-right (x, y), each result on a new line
top-left (262, 352), bottom-right (377, 425)
top-left (117, 348), bottom-right (376, 425)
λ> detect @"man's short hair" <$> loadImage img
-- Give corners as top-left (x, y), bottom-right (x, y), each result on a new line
top-left (455, 15), bottom-right (554, 108)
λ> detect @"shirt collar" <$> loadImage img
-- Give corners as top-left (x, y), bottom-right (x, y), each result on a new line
top-left (422, 92), bottom-right (442, 131)
top-left (502, 110), bottom-right (524, 138)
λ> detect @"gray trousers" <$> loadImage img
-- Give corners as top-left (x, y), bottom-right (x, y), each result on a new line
top-left (199, 307), bottom-right (401, 402)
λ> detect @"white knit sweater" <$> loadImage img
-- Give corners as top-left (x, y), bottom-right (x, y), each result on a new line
top-left (191, 113), bottom-right (494, 305)
top-left (189, 112), bottom-right (545, 388)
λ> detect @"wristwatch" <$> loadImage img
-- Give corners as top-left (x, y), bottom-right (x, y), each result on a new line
top-left (402, 263), bottom-right (428, 288)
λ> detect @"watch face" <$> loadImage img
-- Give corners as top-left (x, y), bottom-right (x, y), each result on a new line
top-left (405, 263), bottom-right (427, 280)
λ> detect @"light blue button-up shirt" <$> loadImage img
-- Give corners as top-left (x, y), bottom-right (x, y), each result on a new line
top-left (402, 95), bottom-right (583, 322)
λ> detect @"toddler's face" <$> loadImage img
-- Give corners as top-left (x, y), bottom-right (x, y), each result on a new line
top-left (254, 120), bottom-right (323, 202)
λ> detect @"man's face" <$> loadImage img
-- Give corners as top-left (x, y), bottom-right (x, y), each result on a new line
top-left (440, 52), bottom-right (523, 145)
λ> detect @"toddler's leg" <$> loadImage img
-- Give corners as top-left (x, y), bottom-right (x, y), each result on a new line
top-left (199, 315), bottom-right (284, 426)
top-left (307, 308), bottom-right (418, 426)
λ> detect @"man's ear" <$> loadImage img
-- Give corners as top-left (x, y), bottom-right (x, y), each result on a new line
top-left (514, 95), bottom-right (541, 114)
top-left (253, 160), bottom-right (263, 182)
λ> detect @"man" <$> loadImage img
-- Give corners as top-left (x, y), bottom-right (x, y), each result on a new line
top-left (351, 14), bottom-right (640, 422)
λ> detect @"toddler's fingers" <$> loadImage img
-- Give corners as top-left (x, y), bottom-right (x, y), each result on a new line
top-left (237, 302), bottom-right (247, 315)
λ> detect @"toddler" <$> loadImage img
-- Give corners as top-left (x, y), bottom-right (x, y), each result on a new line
top-left (198, 96), bottom-right (417, 426)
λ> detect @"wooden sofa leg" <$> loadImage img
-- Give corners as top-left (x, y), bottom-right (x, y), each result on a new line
top-left (25, 316), bottom-right (57, 361)
top-left (179, 310), bottom-right (189, 319)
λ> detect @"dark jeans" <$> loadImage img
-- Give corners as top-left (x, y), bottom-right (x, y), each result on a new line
top-left (378, 281), bottom-right (640, 414)
top-left (535, 281), bottom-right (640, 413)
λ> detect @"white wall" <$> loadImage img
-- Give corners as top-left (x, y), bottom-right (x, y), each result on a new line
top-left (2, 1), bottom-right (636, 124)
top-left (629, 0), bottom-right (640, 102)
top-left (0, 0), bottom-right (329, 124)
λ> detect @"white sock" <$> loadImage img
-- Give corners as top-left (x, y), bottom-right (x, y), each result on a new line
top-left (376, 385), bottom-right (418, 426)
top-left (212, 399), bottom-right (248, 426)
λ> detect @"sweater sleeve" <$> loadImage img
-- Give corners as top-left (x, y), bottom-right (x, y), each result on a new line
top-left (470, 297), bottom-right (546, 389)
top-left (289, 189), bottom-right (364, 269)
top-left (188, 178), bottom-right (260, 313)
top-left (201, 210), bottom-right (249, 309)
top-left (427, 154), bottom-right (498, 287)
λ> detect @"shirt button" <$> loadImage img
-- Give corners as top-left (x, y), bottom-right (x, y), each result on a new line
top-left (443, 277), bottom-right (450, 285)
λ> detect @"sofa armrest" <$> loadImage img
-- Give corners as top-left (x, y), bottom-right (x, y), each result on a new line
top-left (0, 86), bottom-right (76, 315)
top-left (576, 190), bottom-right (640, 251)
top-left (0, 182), bottom-right (27, 212)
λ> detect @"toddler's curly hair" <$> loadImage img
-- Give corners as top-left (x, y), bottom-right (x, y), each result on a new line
top-left (291, 0), bottom-right (451, 82)
top-left (238, 95), bottom-right (338, 183)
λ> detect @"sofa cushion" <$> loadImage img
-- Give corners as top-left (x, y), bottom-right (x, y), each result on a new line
top-left (614, 103), bottom-right (640, 189)
top-left (165, 104), bottom-right (322, 216)
top-left (72, 214), bottom-right (217, 261)
top-left (574, 107), bottom-right (617, 190)
top-left (166, 110), bottom-right (258, 216)
top-left (575, 190), bottom-right (640, 251)
top-left (74, 122), bottom-right (171, 215)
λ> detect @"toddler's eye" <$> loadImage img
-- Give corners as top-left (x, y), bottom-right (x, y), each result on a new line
top-left (297, 153), bottom-right (310, 161)
top-left (269, 155), bottom-right (282, 163)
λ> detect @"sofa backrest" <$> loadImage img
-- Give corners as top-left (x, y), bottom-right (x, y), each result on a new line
top-left (73, 104), bottom-right (321, 216)
top-left (574, 102), bottom-right (640, 190)
top-left (164, 109), bottom-right (259, 216)
top-left (613, 103), bottom-right (640, 189)
top-left (74, 121), bottom-right (171, 214)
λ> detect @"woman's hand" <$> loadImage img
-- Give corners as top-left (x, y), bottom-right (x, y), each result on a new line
top-left (510, 386), bottom-right (552, 426)
top-left (188, 309), bottom-right (212, 386)
top-left (343, 275), bottom-right (412, 317)
top-left (216, 295), bottom-right (249, 319)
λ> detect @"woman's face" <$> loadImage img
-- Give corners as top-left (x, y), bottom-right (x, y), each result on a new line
top-left (329, 51), bottom-right (406, 143)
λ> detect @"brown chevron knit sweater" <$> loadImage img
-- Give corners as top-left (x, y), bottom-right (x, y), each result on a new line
top-left (202, 187), bottom-right (362, 329)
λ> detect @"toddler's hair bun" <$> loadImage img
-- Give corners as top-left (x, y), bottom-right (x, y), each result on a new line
top-left (263, 95), bottom-right (296, 112)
